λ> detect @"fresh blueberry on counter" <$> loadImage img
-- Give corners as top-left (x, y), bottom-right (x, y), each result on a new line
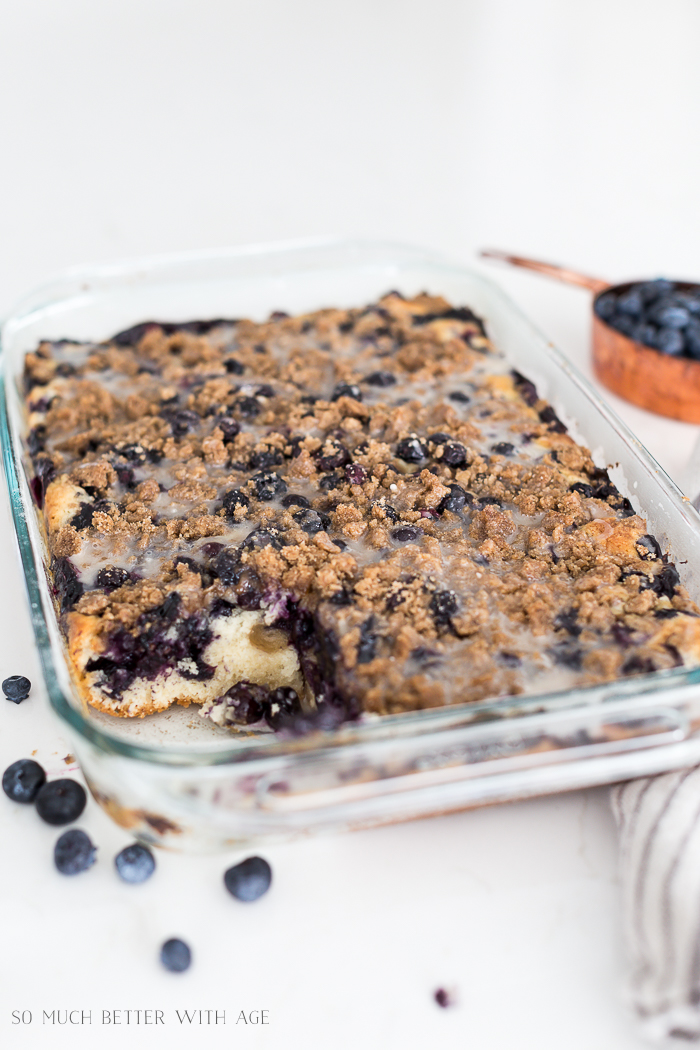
top-left (54, 829), bottom-right (96, 875)
top-left (224, 856), bottom-right (273, 902)
top-left (160, 939), bottom-right (191, 973)
top-left (35, 779), bottom-right (87, 825)
top-left (2, 758), bottom-right (46, 803)
top-left (2, 675), bottom-right (31, 703)
top-left (115, 843), bottom-right (156, 884)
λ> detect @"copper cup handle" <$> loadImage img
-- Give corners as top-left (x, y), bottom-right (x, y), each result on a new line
top-left (480, 249), bottom-right (610, 295)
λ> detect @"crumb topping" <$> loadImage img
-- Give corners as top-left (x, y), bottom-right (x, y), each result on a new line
top-left (24, 293), bottom-right (700, 723)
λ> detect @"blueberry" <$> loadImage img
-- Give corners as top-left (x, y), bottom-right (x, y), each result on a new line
top-left (434, 989), bottom-right (454, 1009)
top-left (613, 313), bottom-right (636, 336)
top-left (319, 472), bottom-right (342, 491)
top-left (448, 390), bottom-right (470, 403)
top-left (331, 382), bottom-right (362, 402)
top-left (217, 416), bottom-right (240, 441)
top-left (224, 856), bottom-right (272, 902)
top-left (160, 938), bottom-right (191, 973)
top-left (437, 484), bottom-right (470, 514)
top-left (35, 779), bottom-right (87, 825)
top-left (498, 652), bottom-right (521, 667)
top-left (391, 526), bottom-right (423, 542)
top-left (538, 406), bottom-right (567, 433)
top-left (251, 471), bottom-right (287, 502)
top-left (345, 463), bottom-right (367, 485)
top-left (686, 321), bottom-right (700, 358)
top-left (677, 291), bottom-right (700, 314)
top-left (396, 438), bottom-right (428, 463)
top-left (316, 443), bottom-right (351, 472)
top-left (636, 534), bottom-right (662, 560)
top-left (441, 442), bottom-right (467, 467)
top-left (265, 687), bottom-right (301, 730)
top-left (200, 541), bottom-right (225, 560)
top-left (594, 293), bottom-right (617, 320)
top-left (241, 528), bottom-right (283, 552)
top-left (616, 288), bottom-right (644, 316)
top-left (511, 370), bottom-right (539, 406)
top-left (281, 493), bottom-right (310, 508)
top-left (293, 509), bottom-right (331, 535)
top-left (2, 675), bottom-right (31, 703)
top-left (224, 357), bottom-right (244, 375)
top-left (221, 488), bottom-right (250, 517)
top-left (430, 590), bottom-right (458, 626)
top-left (612, 622), bottom-right (635, 647)
top-left (214, 549), bottom-right (242, 586)
top-left (52, 557), bottom-right (84, 611)
top-left (235, 396), bottom-right (261, 419)
top-left (428, 432), bottom-right (451, 446)
top-left (2, 758), bottom-right (46, 803)
top-left (644, 564), bottom-right (680, 599)
top-left (221, 681), bottom-right (270, 724)
top-left (622, 655), bottom-right (656, 676)
top-left (491, 442), bottom-right (514, 456)
top-left (169, 409), bottom-right (200, 437)
top-left (54, 829), bottom-right (96, 875)
top-left (654, 305), bottom-right (690, 329)
top-left (95, 567), bottom-right (130, 591)
top-left (364, 371), bottom-right (396, 387)
top-left (633, 323), bottom-right (658, 348)
top-left (371, 501), bottom-right (398, 522)
top-left (639, 278), bottom-right (674, 302)
top-left (255, 384), bottom-right (275, 398)
top-left (554, 609), bottom-right (581, 637)
top-left (115, 843), bottom-right (156, 884)
top-left (173, 555), bottom-right (200, 576)
top-left (548, 643), bottom-right (582, 670)
top-left (249, 447), bottom-right (283, 471)
top-left (656, 328), bottom-right (685, 355)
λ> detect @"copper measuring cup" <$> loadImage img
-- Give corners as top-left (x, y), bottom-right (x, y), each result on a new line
top-left (481, 249), bottom-right (700, 424)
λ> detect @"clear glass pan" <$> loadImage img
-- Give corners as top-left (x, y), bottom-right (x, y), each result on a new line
top-left (3, 239), bottom-right (700, 851)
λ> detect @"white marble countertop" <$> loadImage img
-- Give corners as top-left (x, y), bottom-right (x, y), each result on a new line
top-left (2, 3), bottom-right (700, 1047)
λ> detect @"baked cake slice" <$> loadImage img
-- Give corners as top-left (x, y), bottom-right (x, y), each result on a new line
top-left (22, 292), bottom-right (700, 733)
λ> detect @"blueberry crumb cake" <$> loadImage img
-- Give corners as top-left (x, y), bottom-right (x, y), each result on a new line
top-left (22, 292), bottom-right (700, 733)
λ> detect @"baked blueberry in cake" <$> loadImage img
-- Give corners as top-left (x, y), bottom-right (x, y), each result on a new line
top-left (22, 292), bottom-right (700, 732)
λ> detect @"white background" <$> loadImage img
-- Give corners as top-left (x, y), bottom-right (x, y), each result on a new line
top-left (1, 2), bottom-right (700, 1048)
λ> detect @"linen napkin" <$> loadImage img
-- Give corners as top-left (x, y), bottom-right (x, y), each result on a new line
top-left (611, 767), bottom-right (700, 1045)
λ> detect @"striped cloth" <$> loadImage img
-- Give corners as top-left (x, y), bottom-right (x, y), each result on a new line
top-left (612, 768), bottom-right (700, 1045)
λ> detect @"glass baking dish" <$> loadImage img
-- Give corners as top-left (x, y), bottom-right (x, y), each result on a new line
top-left (4, 239), bottom-right (700, 852)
